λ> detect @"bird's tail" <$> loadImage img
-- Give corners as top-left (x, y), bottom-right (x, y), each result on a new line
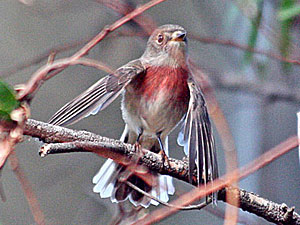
top-left (92, 126), bottom-right (175, 208)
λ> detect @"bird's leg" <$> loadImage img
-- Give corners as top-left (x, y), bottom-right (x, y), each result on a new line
top-left (120, 128), bottom-right (144, 182)
top-left (156, 133), bottom-right (170, 167)
top-left (132, 128), bottom-right (149, 173)
top-left (134, 128), bottom-right (143, 155)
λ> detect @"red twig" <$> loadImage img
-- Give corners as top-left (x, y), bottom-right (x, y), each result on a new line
top-left (17, 0), bottom-right (33, 5)
top-left (71, 0), bottom-right (165, 61)
top-left (189, 61), bottom-right (239, 224)
top-left (97, 0), bottom-right (157, 35)
top-left (0, 103), bottom-right (30, 168)
top-left (18, 57), bottom-right (113, 102)
top-left (134, 136), bottom-right (299, 225)
top-left (70, 0), bottom-right (165, 60)
top-left (205, 206), bottom-right (262, 225)
top-left (18, 0), bottom-right (168, 102)
top-left (190, 34), bottom-right (300, 65)
top-left (9, 151), bottom-right (45, 225)
top-left (4, 33), bottom-right (300, 81)
top-left (0, 39), bottom-right (89, 79)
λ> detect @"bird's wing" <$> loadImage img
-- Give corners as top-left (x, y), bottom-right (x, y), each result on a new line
top-left (48, 59), bottom-right (145, 126)
top-left (177, 76), bottom-right (218, 188)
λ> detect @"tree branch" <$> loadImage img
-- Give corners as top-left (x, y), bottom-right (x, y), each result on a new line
top-left (9, 151), bottom-right (45, 225)
top-left (189, 34), bottom-right (300, 66)
top-left (23, 119), bottom-right (300, 224)
top-left (17, 0), bottom-right (168, 103)
top-left (218, 186), bottom-right (299, 225)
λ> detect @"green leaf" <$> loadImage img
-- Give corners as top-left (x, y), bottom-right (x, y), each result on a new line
top-left (0, 80), bottom-right (20, 121)
top-left (278, 5), bottom-right (300, 21)
top-left (243, 0), bottom-right (263, 64)
top-left (279, 0), bottom-right (295, 73)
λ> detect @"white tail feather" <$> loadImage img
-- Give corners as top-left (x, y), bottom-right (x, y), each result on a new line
top-left (92, 128), bottom-right (175, 207)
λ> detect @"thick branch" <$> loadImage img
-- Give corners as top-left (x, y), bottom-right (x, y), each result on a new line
top-left (24, 119), bottom-right (191, 183)
top-left (24, 119), bottom-right (300, 224)
top-left (218, 186), bottom-right (299, 225)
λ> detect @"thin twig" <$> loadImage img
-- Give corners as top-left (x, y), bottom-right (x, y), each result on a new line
top-left (71, 0), bottom-right (166, 60)
top-left (96, 0), bottom-right (157, 35)
top-left (189, 61), bottom-right (240, 223)
top-left (0, 169), bottom-right (6, 202)
top-left (205, 206), bottom-right (262, 225)
top-left (190, 34), bottom-right (300, 65)
top-left (17, 0), bottom-right (168, 102)
top-left (9, 151), bottom-right (45, 225)
top-left (0, 39), bottom-right (88, 79)
top-left (23, 119), bottom-right (300, 224)
top-left (134, 136), bottom-right (299, 225)
top-left (0, 30), bottom-right (139, 79)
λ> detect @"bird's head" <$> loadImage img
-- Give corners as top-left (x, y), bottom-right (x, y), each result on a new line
top-left (142, 24), bottom-right (188, 68)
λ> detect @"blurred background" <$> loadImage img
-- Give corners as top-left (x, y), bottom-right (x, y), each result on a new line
top-left (1, 0), bottom-right (300, 224)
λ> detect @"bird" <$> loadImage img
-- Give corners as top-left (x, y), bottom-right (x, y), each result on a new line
top-left (48, 24), bottom-right (218, 208)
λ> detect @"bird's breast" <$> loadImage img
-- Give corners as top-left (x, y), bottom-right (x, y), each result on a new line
top-left (122, 66), bottom-right (190, 136)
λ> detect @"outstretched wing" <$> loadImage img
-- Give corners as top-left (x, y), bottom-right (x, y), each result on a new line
top-left (48, 59), bottom-right (145, 126)
top-left (177, 76), bottom-right (218, 190)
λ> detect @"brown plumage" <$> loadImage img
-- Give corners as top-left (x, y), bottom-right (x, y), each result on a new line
top-left (49, 24), bottom-right (218, 207)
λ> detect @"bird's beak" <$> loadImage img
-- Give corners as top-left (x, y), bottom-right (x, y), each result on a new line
top-left (171, 30), bottom-right (187, 42)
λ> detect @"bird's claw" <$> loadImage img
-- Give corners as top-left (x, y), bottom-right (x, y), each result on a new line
top-left (133, 142), bottom-right (143, 157)
top-left (159, 150), bottom-right (171, 168)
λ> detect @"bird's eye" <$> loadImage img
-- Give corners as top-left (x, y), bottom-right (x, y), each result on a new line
top-left (157, 34), bottom-right (164, 44)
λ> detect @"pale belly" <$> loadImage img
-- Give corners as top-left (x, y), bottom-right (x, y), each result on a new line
top-left (121, 87), bottom-right (189, 138)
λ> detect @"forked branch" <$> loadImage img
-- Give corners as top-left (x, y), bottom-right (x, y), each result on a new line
top-left (24, 119), bottom-right (300, 225)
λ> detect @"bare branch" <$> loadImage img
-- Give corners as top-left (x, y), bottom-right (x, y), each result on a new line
top-left (0, 103), bottom-right (30, 168)
top-left (135, 136), bottom-right (299, 225)
top-left (96, 0), bottom-right (157, 35)
top-left (190, 34), bottom-right (300, 66)
top-left (23, 119), bottom-right (300, 224)
top-left (17, 0), bottom-right (168, 102)
top-left (218, 186), bottom-right (298, 225)
top-left (190, 61), bottom-right (239, 223)
top-left (9, 151), bottom-right (45, 225)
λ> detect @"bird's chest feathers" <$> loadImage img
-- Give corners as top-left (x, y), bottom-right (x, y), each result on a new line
top-left (123, 66), bottom-right (189, 135)
top-left (131, 66), bottom-right (189, 105)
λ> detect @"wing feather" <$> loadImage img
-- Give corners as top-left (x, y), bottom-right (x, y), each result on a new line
top-left (48, 59), bottom-right (145, 126)
top-left (177, 76), bottom-right (218, 203)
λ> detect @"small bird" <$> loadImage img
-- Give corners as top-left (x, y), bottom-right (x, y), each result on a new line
top-left (49, 24), bottom-right (218, 207)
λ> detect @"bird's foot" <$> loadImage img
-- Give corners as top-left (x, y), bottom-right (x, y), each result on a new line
top-left (159, 149), bottom-right (171, 168)
top-left (133, 142), bottom-right (144, 158)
